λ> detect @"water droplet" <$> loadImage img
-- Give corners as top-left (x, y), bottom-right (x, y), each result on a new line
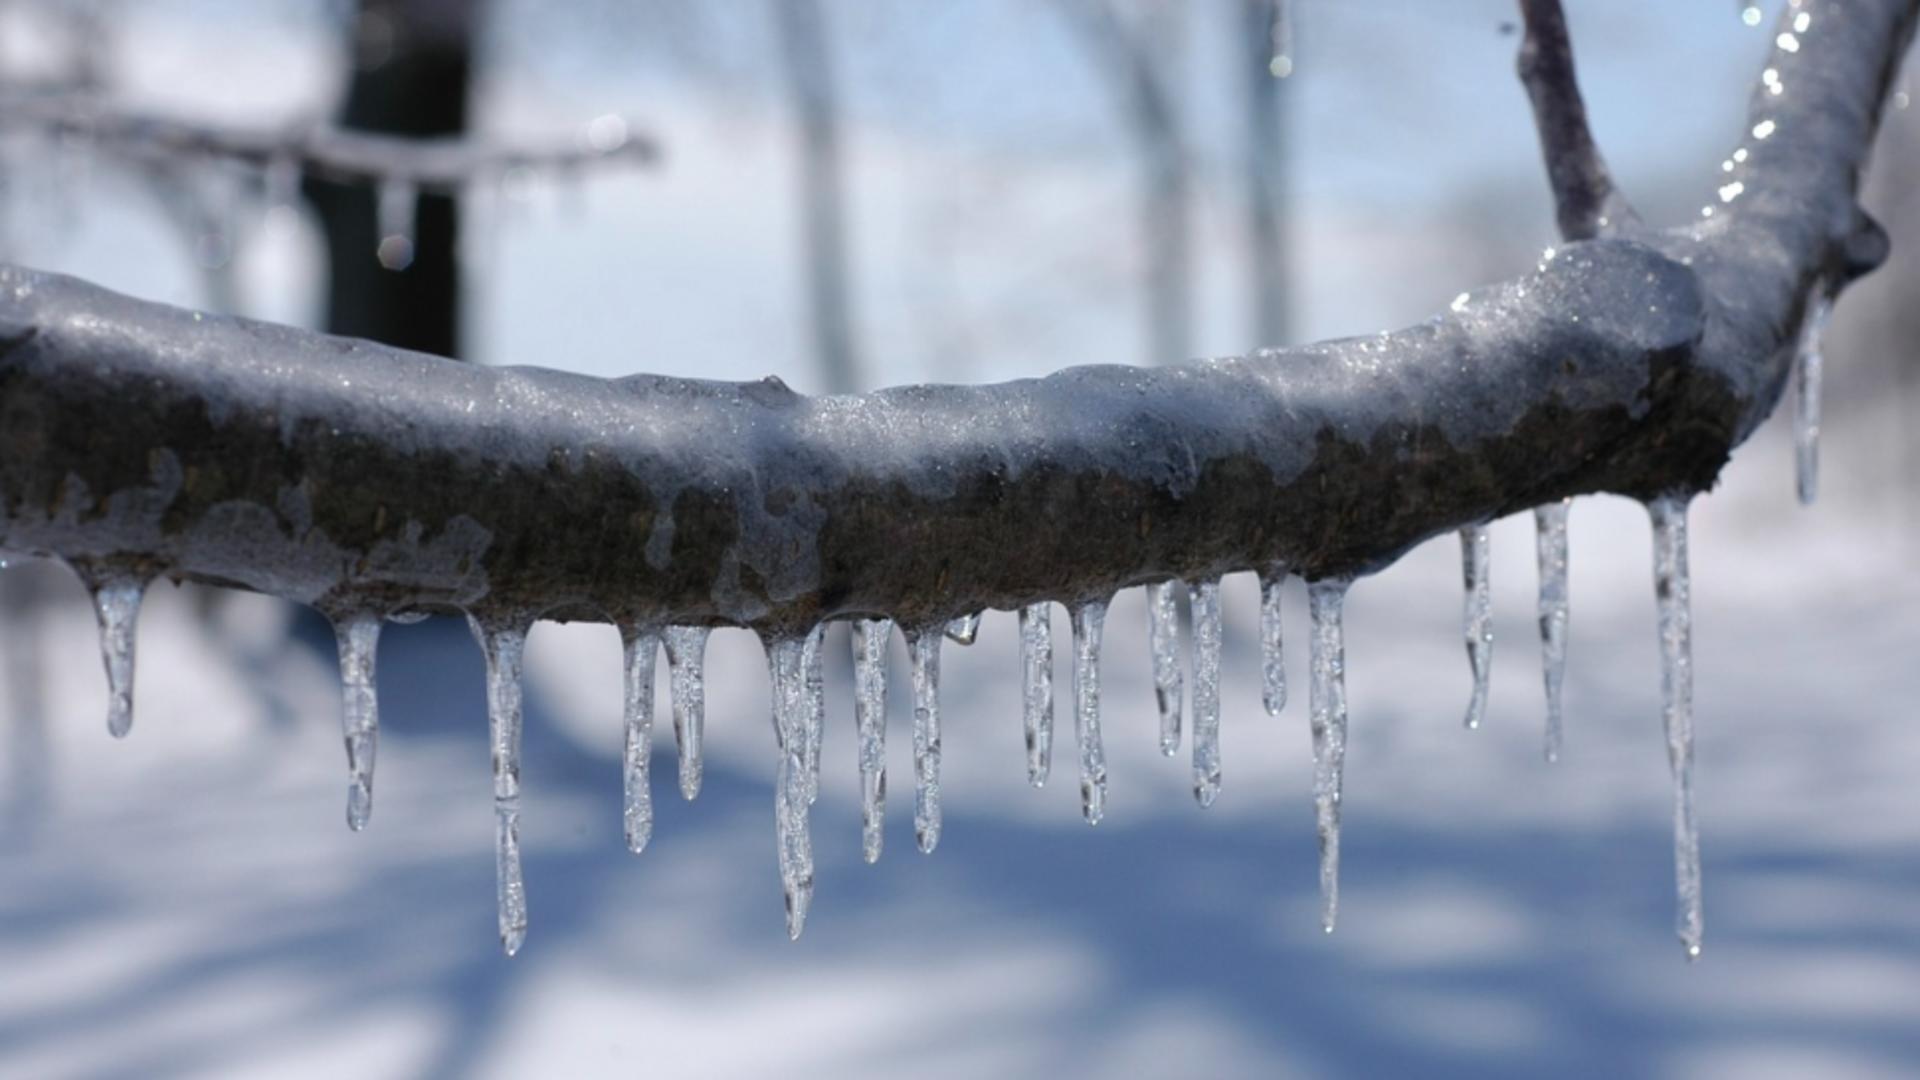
top-left (945, 611), bottom-right (981, 646)
top-left (376, 177), bottom-right (418, 270)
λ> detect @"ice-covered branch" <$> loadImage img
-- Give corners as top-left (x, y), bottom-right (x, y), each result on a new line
top-left (1516, 0), bottom-right (1634, 239)
top-left (0, 92), bottom-right (658, 193)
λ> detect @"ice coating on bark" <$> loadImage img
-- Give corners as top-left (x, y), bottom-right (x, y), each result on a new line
top-left (622, 626), bottom-right (659, 855)
top-left (767, 635), bottom-right (814, 939)
top-left (1308, 579), bottom-right (1350, 933)
top-left (663, 626), bottom-right (709, 800)
top-left (1460, 525), bottom-right (1492, 731)
top-left (1020, 602), bottom-right (1054, 788)
top-left (470, 617), bottom-right (529, 957)
top-left (1148, 581), bottom-right (1184, 756)
top-left (909, 628), bottom-right (942, 853)
top-left (1189, 578), bottom-right (1223, 807)
top-left (853, 618), bottom-right (892, 863)
top-left (333, 611), bottom-right (382, 831)
top-left (1260, 567), bottom-right (1288, 716)
top-left (1071, 599), bottom-right (1110, 825)
top-left (1649, 495), bottom-right (1704, 960)
top-left (1535, 500), bottom-right (1571, 762)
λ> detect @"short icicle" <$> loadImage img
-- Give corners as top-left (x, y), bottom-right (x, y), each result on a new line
top-left (1649, 495), bottom-right (1705, 960)
top-left (663, 625), bottom-right (710, 800)
top-left (767, 635), bottom-right (815, 939)
top-left (1147, 581), bottom-right (1184, 756)
top-left (1260, 566), bottom-right (1288, 716)
top-left (1308, 579), bottom-right (1351, 933)
top-left (853, 619), bottom-right (892, 863)
top-left (1460, 525), bottom-right (1492, 731)
top-left (376, 177), bottom-right (419, 270)
top-left (945, 612), bottom-right (982, 646)
top-left (1071, 598), bottom-right (1110, 825)
top-left (333, 611), bottom-right (383, 830)
top-left (1535, 500), bottom-right (1572, 762)
top-left (1189, 578), bottom-right (1223, 807)
top-left (470, 615), bottom-right (531, 957)
top-left (1794, 292), bottom-right (1833, 506)
top-left (1020, 602), bottom-right (1054, 787)
top-left (78, 566), bottom-right (146, 739)
top-left (908, 627), bottom-right (943, 853)
top-left (801, 623), bottom-right (826, 806)
top-left (621, 626), bottom-right (660, 855)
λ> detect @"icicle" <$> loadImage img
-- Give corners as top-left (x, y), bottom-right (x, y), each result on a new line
top-left (1020, 602), bottom-right (1054, 787)
top-left (907, 628), bottom-right (943, 853)
top-left (376, 177), bottom-right (418, 271)
top-left (1189, 578), bottom-right (1223, 807)
top-left (1268, 0), bottom-right (1295, 78)
top-left (1071, 598), bottom-right (1110, 825)
top-left (1260, 566), bottom-right (1288, 716)
top-left (1794, 292), bottom-right (1832, 506)
top-left (1145, 581), bottom-right (1183, 755)
top-left (1535, 501), bottom-right (1572, 762)
top-left (333, 611), bottom-right (382, 830)
top-left (802, 623), bottom-right (826, 806)
top-left (621, 626), bottom-right (659, 855)
top-left (1308, 579), bottom-right (1351, 933)
top-left (945, 611), bottom-right (982, 646)
top-left (663, 625), bottom-right (709, 800)
top-left (1460, 525), bottom-right (1492, 731)
top-left (1649, 496), bottom-right (1704, 960)
top-left (767, 635), bottom-right (814, 939)
top-left (853, 618), bottom-right (892, 863)
top-left (470, 616), bottom-right (530, 957)
top-left (80, 570), bottom-right (145, 739)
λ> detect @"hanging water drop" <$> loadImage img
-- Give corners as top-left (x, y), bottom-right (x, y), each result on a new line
top-left (802, 623), bottom-right (826, 806)
top-left (1147, 581), bottom-right (1183, 756)
top-left (376, 177), bottom-right (418, 271)
top-left (1260, 566), bottom-right (1288, 715)
top-left (80, 569), bottom-right (145, 739)
top-left (908, 628), bottom-right (943, 853)
top-left (622, 626), bottom-right (659, 855)
top-left (1460, 525), bottom-right (1492, 731)
top-left (853, 618), bottom-right (892, 863)
top-left (664, 625), bottom-right (709, 799)
top-left (945, 612), bottom-right (982, 646)
top-left (1020, 602), bottom-right (1054, 787)
top-left (1649, 496), bottom-right (1704, 960)
top-left (767, 635), bottom-right (814, 939)
top-left (1071, 598), bottom-right (1110, 825)
top-left (1535, 501), bottom-right (1571, 762)
top-left (1794, 292), bottom-right (1832, 506)
top-left (1308, 579), bottom-right (1351, 933)
top-left (333, 611), bottom-right (382, 830)
top-left (1267, 0), bottom-right (1295, 78)
top-left (1189, 578), bottom-right (1223, 807)
top-left (470, 616), bottom-right (530, 957)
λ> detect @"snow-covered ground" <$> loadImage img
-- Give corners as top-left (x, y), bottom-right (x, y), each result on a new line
top-left (3, 432), bottom-right (1917, 1078)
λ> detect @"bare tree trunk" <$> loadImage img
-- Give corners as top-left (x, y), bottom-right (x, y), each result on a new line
top-left (774, 0), bottom-right (862, 394)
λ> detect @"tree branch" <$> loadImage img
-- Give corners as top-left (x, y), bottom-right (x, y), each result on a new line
top-left (0, 0), bottom-right (1911, 637)
top-left (1517, 0), bottom-right (1634, 239)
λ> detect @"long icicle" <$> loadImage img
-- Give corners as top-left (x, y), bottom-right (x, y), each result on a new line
top-left (471, 615), bottom-right (530, 957)
top-left (1189, 578), bottom-right (1223, 807)
top-left (1071, 598), bottom-right (1110, 825)
top-left (621, 626), bottom-right (659, 855)
top-left (853, 618), bottom-right (892, 863)
top-left (1308, 579), bottom-right (1351, 933)
top-left (1649, 495), bottom-right (1704, 960)
top-left (1794, 292), bottom-right (1833, 506)
top-left (1020, 601), bottom-right (1054, 787)
top-left (802, 623), bottom-right (826, 806)
top-left (768, 635), bottom-right (814, 939)
top-left (1460, 524), bottom-right (1492, 730)
top-left (1260, 566), bottom-right (1288, 716)
top-left (663, 625), bottom-right (709, 800)
top-left (333, 611), bottom-right (382, 830)
top-left (1147, 581), bottom-right (1184, 755)
top-left (77, 566), bottom-right (145, 739)
top-left (1535, 500), bottom-right (1572, 762)
top-left (909, 627), bottom-right (943, 853)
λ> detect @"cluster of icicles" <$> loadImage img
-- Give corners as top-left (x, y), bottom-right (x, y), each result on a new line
top-left (61, 494), bottom-right (1729, 961)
